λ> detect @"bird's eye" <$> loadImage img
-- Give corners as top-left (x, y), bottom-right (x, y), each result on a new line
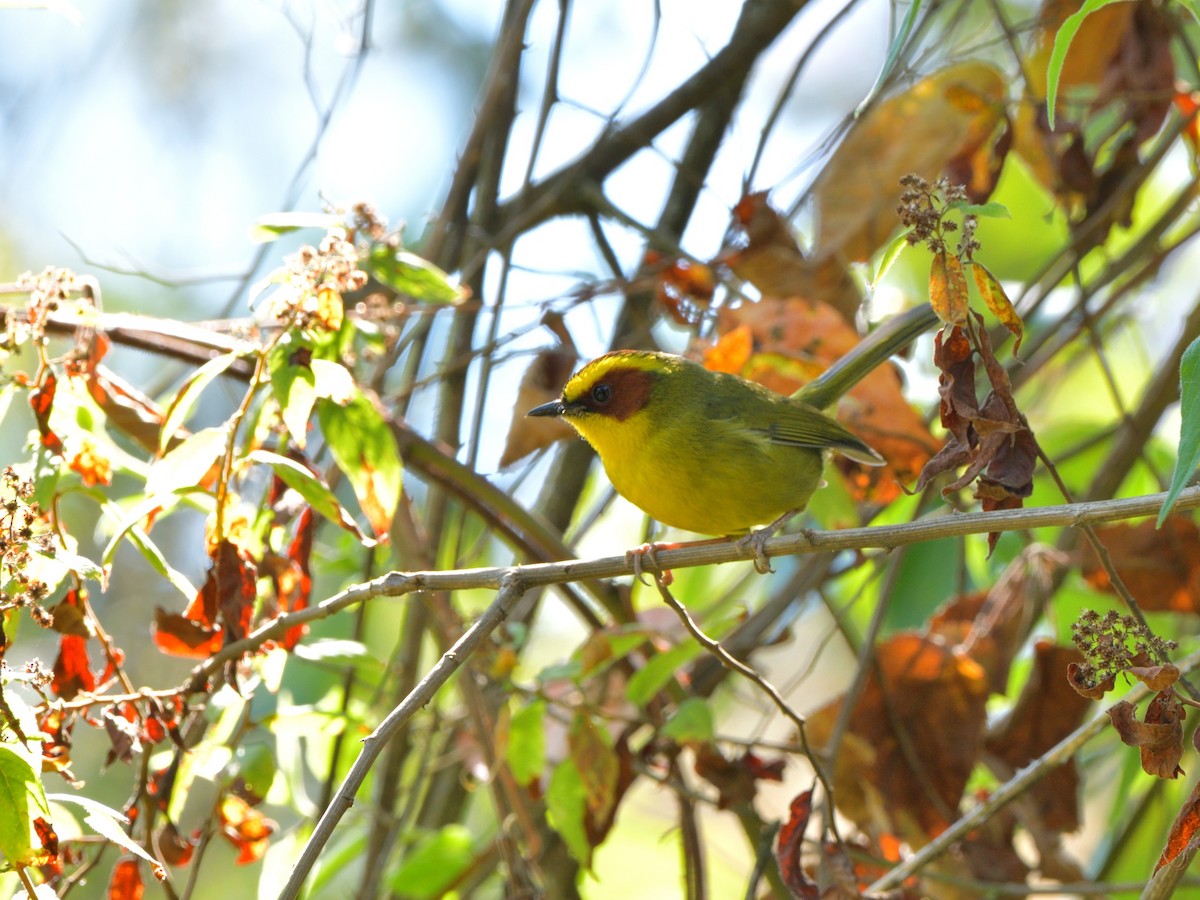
top-left (591, 383), bottom-right (612, 404)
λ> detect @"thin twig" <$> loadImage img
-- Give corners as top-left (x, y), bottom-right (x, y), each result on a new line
top-left (279, 574), bottom-right (528, 900)
top-left (651, 575), bottom-right (843, 847)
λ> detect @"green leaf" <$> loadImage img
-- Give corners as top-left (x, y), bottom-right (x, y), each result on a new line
top-left (946, 200), bottom-right (1011, 219)
top-left (268, 340), bottom-right (317, 448)
top-left (1046, 0), bottom-right (1130, 131)
top-left (870, 227), bottom-right (914, 291)
top-left (625, 642), bottom-right (703, 707)
top-left (0, 742), bottom-right (51, 866)
top-left (244, 448), bottom-right (370, 542)
top-left (659, 697), bottom-right (714, 744)
top-left (546, 760), bottom-right (592, 869)
top-left (387, 825), bottom-right (475, 899)
top-left (145, 425), bottom-right (228, 498)
top-left (366, 246), bottom-right (464, 304)
top-left (506, 700), bottom-right (546, 786)
top-left (317, 394), bottom-right (402, 538)
top-left (854, 0), bottom-right (921, 117)
top-left (1158, 334), bottom-right (1200, 526)
top-left (159, 352), bottom-right (244, 453)
top-left (250, 211), bottom-right (344, 243)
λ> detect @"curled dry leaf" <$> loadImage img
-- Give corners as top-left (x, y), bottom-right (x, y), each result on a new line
top-left (1108, 694), bottom-right (1185, 780)
top-left (501, 348), bottom-right (578, 467)
top-left (774, 789), bottom-right (816, 899)
top-left (1128, 663), bottom-right (1181, 693)
top-left (917, 315), bottom-right (1035, 549)
top-left (1066, 661), bottom-right (1116, 700)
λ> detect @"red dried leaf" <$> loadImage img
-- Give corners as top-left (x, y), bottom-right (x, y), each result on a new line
top-left (155, 821), bottom-right (196, 868)
top-left (694, 746), bottom-right (785, 810)
top-left (281, 507), bottom-right (314, 650)
top-left (151, 608), bottom-right (222, 658)
top-left (103, 706), bottom-right (142, 767)
top-left (807, 632), bottom-right (990, 840)
top-left (52, 634), bottom-right (96, 700)
top-left (108, 858), bottom-right (144, 900)
top-left (33, 816), bottom-right (59, 861)
top-left (30, 372), bottom-right (64, 455)
top-left (775, 789), bottom-right (817, 899)
top-left (152, 539), bottom-right (256, 657)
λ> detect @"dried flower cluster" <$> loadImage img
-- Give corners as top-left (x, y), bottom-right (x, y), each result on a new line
top-left (267, 226), bottom-right (369, 332)
top-left (897, 174), bottom-right (980, 259)
top-left (1070, 608), bottom-right (1178, 689)
top-left (0, 466), bottom-right (54, 624)
top-left (3, 266), bottom-right (89, 354)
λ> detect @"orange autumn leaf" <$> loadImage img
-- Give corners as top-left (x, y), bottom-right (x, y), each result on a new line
top-left (218, 795), bottom-right (277, 865)
top-left (807, 632), bottom-right (990, 841)
top-left (108, 858), bottom-right (143, 900)
top-left (701, 325), bottom-right (752, 374)
top-left (70, 439), bottom-right (114, 487)
top-left (1158, 779), bottom-right (1200, 872)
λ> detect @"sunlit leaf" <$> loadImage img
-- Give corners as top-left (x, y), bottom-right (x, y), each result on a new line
top-left (367, 246), bottom-right (464, 304)
top-left (145, 425), bottom-right (227, 498)
top-left (929, 249), bottom-right (968, 325)
top-left (317, 394), bottom-right (402, 538)
top-left (0, 742), bottom-right (52, 866)
top-left (159, 352), bottom-right (244, 453)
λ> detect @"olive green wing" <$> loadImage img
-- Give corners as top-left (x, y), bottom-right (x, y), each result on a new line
top-left (763, 402), bottom-right (884, 465)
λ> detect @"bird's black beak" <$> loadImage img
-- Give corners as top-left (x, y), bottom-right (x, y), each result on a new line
top-left (527, 399), bottom-right (566, 418)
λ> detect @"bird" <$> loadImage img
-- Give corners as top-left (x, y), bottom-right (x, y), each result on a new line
top-left (527, 303), bottom-right (939, 570)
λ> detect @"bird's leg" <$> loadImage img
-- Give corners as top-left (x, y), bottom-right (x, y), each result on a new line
top-left (736, 509), bottom-right (799, 574)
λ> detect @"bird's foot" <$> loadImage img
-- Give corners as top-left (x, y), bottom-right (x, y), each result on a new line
top-left (736, 510), bottom-right (799, 574)
top-left (627, 542), bottom-right (677, 586)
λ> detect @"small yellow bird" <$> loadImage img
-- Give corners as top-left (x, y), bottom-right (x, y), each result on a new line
top-left (528, 304), bottom-right (938, 559)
